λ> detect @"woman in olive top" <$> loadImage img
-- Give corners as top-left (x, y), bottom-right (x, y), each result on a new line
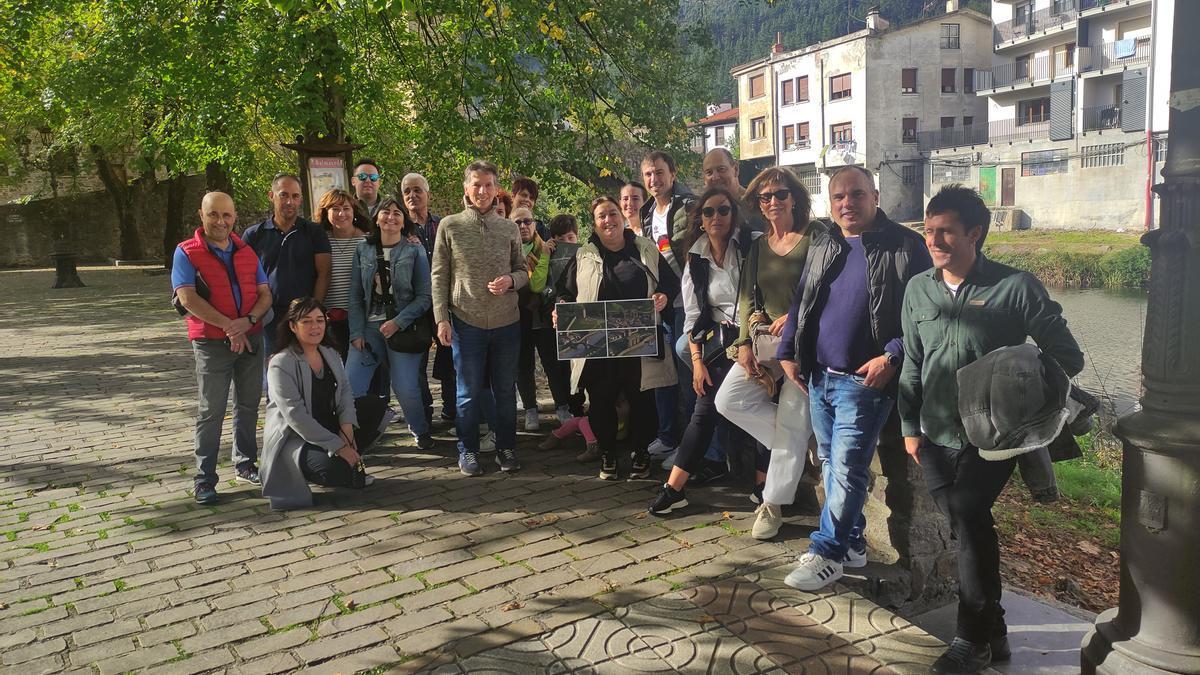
top-left (714, 167), bottom-right (823, 541)
top-left (318, 189), bottom-right (368, 361)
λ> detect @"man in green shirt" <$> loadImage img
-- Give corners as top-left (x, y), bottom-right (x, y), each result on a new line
top-left (898, 185), bottom-right (1083, 674)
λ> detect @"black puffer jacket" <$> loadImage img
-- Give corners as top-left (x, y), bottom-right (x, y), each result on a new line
top-left (788, 209), bottom-right (932, 379)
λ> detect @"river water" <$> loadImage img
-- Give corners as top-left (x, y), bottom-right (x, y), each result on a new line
top-left (1051, 288), bottom-right (1147, 417)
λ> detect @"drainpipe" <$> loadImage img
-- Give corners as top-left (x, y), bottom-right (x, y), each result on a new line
top-left (1143, 0), bottom-right (1159, 230)
top-left (819, 52), bottom-right (828, 173)
top-left (771, 33), bottom-right (785, 167)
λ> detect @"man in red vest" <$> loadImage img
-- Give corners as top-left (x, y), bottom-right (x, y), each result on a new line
top-left (172, 192), bottom-right (272, 505)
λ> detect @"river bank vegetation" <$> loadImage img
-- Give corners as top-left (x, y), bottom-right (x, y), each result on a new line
top-left (984, 230), bottom-right (1150, 289)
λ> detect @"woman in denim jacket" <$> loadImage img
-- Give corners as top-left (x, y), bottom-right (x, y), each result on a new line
top-left (347, 197), bottom-right (434, 449)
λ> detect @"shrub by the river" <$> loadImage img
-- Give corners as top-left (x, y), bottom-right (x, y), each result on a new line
top-left (985, 245), bottom-right (1150, 289)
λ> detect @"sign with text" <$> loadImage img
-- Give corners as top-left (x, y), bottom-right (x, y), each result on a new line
top-left (307, 156), bottom-right (347, 210)
top-left (556, 299), bottom-right (658, 360)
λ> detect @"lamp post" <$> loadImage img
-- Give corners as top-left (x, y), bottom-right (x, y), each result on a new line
top-left (1080, 1), bottom-right (1200, 672)
top-left (20, 127), bottom-right (84, 288)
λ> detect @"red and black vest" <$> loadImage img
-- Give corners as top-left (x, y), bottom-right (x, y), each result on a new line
top-left (179, 228), bottom-right (264, 341)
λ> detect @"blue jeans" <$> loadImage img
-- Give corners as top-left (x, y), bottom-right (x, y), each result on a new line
top-left (807, 368), bottom-right (894, 562)
top-left (452, 316), bottom-right (519, 454)
top-left (655, 310), bottom-right (695, 447)
top-left (345, 321), bottom-right (430, 438)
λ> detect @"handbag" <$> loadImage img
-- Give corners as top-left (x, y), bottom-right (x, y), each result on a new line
top-left (747, 239), bottom-right (783, 376)
top-left (385, 310), bottom-right (434, 353)
top-left (693, 322), bottom-right (739, 365)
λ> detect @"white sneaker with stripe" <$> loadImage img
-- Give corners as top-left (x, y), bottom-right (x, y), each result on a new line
top-left (784, 552), bottom-right (843, 591)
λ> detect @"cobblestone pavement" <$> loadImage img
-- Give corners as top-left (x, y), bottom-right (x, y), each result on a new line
top-left (0, 268), bottom-right (948, 674)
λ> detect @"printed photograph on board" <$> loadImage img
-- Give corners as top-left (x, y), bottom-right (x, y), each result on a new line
top-left (555, 299), bottom-right (659, 360)
top-left (555, 302), bottom-right (607, 332)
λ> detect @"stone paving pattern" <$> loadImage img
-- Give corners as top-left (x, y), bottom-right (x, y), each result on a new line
top-left (0, 269), bottom-right (953, 674)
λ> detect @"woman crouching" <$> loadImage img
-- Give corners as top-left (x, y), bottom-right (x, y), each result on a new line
top-left (261, 297), bottom-right (373, 510)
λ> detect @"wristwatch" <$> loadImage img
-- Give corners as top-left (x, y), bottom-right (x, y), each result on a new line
top-left (884, 351), bottom-right (901, 367)
top-left (246, 313), bottom-right (258, 326)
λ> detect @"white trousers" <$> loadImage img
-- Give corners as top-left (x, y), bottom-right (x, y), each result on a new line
top-left (714, 363), bottom-right (813, 506)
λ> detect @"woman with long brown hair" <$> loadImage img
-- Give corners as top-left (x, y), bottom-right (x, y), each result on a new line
top-left (317, 189), bottom-right (368, 360)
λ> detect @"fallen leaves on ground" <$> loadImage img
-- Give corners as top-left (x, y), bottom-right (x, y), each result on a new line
top-left (502, 601), bottom-right (524, 611)
top-left (994, 483), bottom-right (1119, 612)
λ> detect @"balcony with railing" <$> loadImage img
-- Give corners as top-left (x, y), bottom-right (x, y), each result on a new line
top-left (1082, 104), bottom-right (1122, 131)
top-left (1080, 0), bottom-right (1151, 14)
top-left (994, 1), bottom-right (1078, 45)
top-left (1079, 39), bottom-right (1151, 73)
top-left (975, 53), bottom-right (1075, 92)
top-left (919, 119), bottom-right (1051, 149)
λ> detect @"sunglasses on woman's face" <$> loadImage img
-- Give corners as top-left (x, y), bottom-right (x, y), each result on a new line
top-left (515, 218), bottom-right (534, 227)
top-left (757, 189), bottom-right (792, 204)
top-left (701, 205), bottom-right (732, 218)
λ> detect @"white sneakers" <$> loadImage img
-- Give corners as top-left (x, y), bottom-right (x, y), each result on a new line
top-left (646, 438), bottom-right (675, 458)
top-left (751, 503), bottom-right (783, 540)
top-left (843, 545), bottom-right (867, 568)
top-left (524, 409), bottom-right (540, 431)
top-left (785, 552), bottom-right (844, 591)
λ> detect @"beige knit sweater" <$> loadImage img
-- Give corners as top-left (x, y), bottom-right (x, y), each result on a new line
top-left (431, 197), bottom-right (529, 329)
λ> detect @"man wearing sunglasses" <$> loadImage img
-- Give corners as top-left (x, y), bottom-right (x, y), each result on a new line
top-left (776, 165), bottom-right (931, 592)
top-left (352, 159), bottom-right (383, 221)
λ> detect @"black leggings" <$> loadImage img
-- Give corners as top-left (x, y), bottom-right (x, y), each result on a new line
top-left (300, 443), bottom-right (358, 488)
top-left (584, 358), bottom-right (657, 455)
top-left (672, 355), bottom-right (732, 477)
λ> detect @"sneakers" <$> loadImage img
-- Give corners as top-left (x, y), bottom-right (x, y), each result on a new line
top-left (751, 503), bottom-right (783, 540)
top-left (459, 451), bottom-right (484, 476)
top-left (416, 434), bottom-right (436, 451)
top-left (660, 450), bottom-right (677, 470)
top-left (576, 441), bottom-right (601, 463)
top-left (496, 447), bottom-right (521, 472)
top-left (689, 460), bottom-right (728, 487)
top-left (784, 551), bottom-right (844, 591)
top-left (749, 482), bottom-right (765, 505)
top-left (363, 474), bottom-right (376, 487)
top-left (648, 484), bottom-right (689, 515)
top-left (931, 637), bottom-right (992, 675)
top-left (646, 438), bottom-right (675, 458)
top-left (599, 454), bottom-right (619, 480)
top-left (537, 433), bottom-right (562, 451)
top-left (194, 483), bottom-right (218, 505)
top-left (843, 544), bottom-right (867, 568)
top-left (555, 406), bottom-right (572, 425)
top-left (479, 431), bottom-right (496, 453)
top-left (629, 452), bottom-right (652, 479)
top-left (235, 465), bottom-right (260, 485)
top-left (524, 409), bottom-right (541, 431)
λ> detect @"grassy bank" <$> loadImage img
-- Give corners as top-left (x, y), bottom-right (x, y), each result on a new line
top-left (984, 230), bottom-right (1149, 289)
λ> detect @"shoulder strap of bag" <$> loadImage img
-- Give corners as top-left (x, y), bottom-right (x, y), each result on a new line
top-left (749, 236), bottom-right (765, 313)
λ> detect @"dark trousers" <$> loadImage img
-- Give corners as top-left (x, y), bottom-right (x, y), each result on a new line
top-left (584, 359), bottom-right (657, 456)
top-left (431, 342), bottom-right (457, 418)
top-left (919, 442), bottom-right (1016, 643)
top-left (327, 317), bottom-right (350, 362)
top-left (517, 313), bottom-right (570, 411)
top-left (672, 356), bottom-right (732, 476)
top-left (299, 443), bottom-right (357, 488)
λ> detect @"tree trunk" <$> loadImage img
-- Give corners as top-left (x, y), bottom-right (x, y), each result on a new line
top-left (92, 146), bottom-right (143, 260)
top-left (205, 159), bottom-right (232, 194)
top-left (162, 174), bottom-right (187, 269)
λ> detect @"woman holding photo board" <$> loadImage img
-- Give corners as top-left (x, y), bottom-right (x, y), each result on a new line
top-left (556, 196), bottom-right (679, 481)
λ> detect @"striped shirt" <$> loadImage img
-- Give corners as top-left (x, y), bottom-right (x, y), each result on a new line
top-left (326, 235), bottom-right (364, 310)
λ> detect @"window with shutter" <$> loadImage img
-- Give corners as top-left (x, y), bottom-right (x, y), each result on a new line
top-left (749, 74), bottom-right (764, 99)
top-left (902, 118), bottom-right (918, 143)
top-left (781, 79), bottom-right (794, 105)
top-left (830, 74), bottom-right (851, 101)
top-left (942, 68), bottom-right (956, 93)
top-left (964, 68), bottom-right (975, 93)
top-left (902, 68), bottom-right (917, 94)
top-left (798, 76), bottom-right (810, 102)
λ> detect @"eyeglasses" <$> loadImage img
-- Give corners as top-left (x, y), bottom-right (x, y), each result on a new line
top-left (701, 205), bottom-right (732, 218)
top-left (356, 172), bottom-right (381, 182)
top-left (514, 218), bottom-right (534, 227)
top-left (757, 189), bottom-right (792, 204)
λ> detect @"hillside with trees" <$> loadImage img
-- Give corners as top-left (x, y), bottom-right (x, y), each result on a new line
top-left (680, 0), bottom-right (989, 101)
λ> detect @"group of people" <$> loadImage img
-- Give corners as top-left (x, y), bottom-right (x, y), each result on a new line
top-left (173, 147), bottom-right (1084, 675)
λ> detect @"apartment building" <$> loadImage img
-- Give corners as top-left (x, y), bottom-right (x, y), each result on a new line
top-left (690, 104), bottom-right (739, 156)
top-left (925, 0), bottom-right (1173, 230)
top-left (730, 3), bottom-right (991, 220)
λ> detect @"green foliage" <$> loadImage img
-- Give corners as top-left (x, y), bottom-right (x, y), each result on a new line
top-left (1098, 245), bottom-right (1151, 289)
top-left (986, 245), bottom-right (1150, 289)
top-left (1, 0), bottom-right (711, 214)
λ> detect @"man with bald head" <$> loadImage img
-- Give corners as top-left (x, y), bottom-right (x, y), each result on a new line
top-left (702, 148), bottom-right (765, 233)
top-left (172, 192), bottom-right (273, 505)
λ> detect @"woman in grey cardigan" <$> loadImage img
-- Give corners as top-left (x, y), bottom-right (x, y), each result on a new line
top-left (261, 298), bottom-right (372, 511)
